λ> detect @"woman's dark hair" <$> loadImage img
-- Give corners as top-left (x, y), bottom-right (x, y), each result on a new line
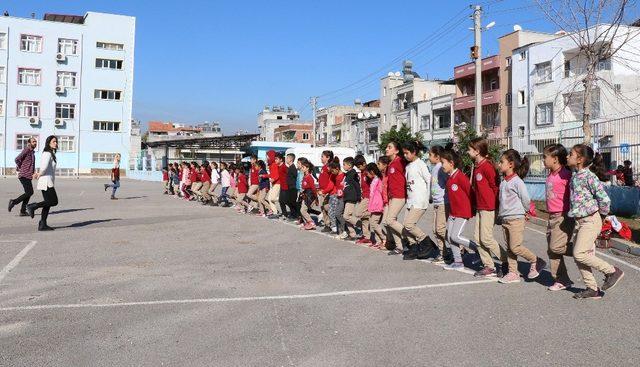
top-left (228, 163), bottom-right (236, 171)
top-left (378, 156), bottom-right (391, 165)
top-left (328, 160), bottom-right (341, 170)
top-left (440, 149), bottom-right (461, 169)
top-left (502, 149), bottom-right (529, 179)
top-left (542, 144), bottom-right (568, 166)
top-left (302, 160), bottom-right (314, 171)
top-left (322, 150), bottom-right (334, 161)
top-left (469, 137), bottom-right (489, 158)
top-left (220, 162), bottom-right (228, 170)
top-left (257, 160), bottom-right (266, 170)
top-left (354, 154), bottom-right (366, 167)
top-left (386, 141), bottom-right (400, 153)
top-left (430, 145), bottom-right (445, 157)
top-left (343, 157), bottom-right (355, 167)
top-left (366, 162), bottom-right (382, 179)
top-left (211, 161), bottom-right (218, 169)
top-left (572, 144), bottom-right (608, 181)
top-left (43, 135), bottom-right (57, 162)
top-left (403, 140), bottom-right (426, 155)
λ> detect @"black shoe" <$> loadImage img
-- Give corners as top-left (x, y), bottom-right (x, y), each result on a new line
top-left (321, 226), bottom-right (332, 233)
top-left (602, 267), bottom-right (624, 291)
top-left (38, 221), bottom-right (54, 231)
top-left (26, 203), bottom-right (36, 219)
top-left (573, 288), bottom-right (603, 300)
top-left (104, 184), bottom-right (109, 192)
top-left (19, 211), bottom-right (28, 217)
top-left (415, 239), bottom-right (435, 259)
top-left (8, 199), bottom-right (15, 212)
top-left (403, 249), bottom-right (418, 260)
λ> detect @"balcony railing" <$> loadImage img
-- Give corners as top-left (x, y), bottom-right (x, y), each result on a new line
top-left (454, 55), bottom-right (500, 79)
top-left (453, 89), bottom-right (500, 111)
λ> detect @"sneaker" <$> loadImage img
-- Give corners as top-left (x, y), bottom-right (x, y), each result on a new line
top-left (303, 222), bottom-right (316, 231)
top-left (474, 267), bottom-right (497, 278)
top-left (528, 258), bottom-right (547, 279)
top-left (443, 262), bottom-right (465, 271)
top-left (431, 256), bottom-right (445, 265)
top-left (104, 184), bottom-right (109, 192)
top-left (331, 226), bottom-right (337, 233)
top-left (602, 267), bottom-right (624, 291)
top-left (573, 288), bottom-right (603, 300)
top-left (356, 238), bottom-right (372, 245)
top-left (8, 199), bottom-right (15, 212)
top-left (267, 214), bottom-right (280, 220)
top-left (321, 227), bottom-right (332, 233)
top-left (548, 281), bottom-right (570, 291)
top-left (337, 232), bottom-right (348, 240)
top-left (498, 272), bottom-right (522, 284)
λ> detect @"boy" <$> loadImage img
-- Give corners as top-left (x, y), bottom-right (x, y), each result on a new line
top-left (354, 155), bottom-right (371, 243)
top-left (267, 151), bottom-right (282, 219)
top-left (341, 157), bottom-right (361, 240)
top-left (235, 166), bottom-right (250, 212)
top-left (285, 153), bottom-right (299, 221)
top-left (162, 165), bottom-right (170, 194)
top-left (247, 155), bottom-right (260, 210)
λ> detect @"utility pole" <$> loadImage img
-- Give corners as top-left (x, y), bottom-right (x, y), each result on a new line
top-left (472, 5), bottom-right (482, 134)
top-left (310, 96), bottom-right (318, 147)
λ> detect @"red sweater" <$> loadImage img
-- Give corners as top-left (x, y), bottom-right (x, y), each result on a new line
top-left (189, 169), bottom-right (198, 183)
top-left (278, 163), bottom-right (289, 190)
top-left (471, 159), bottom-right (499, 211)
top-left (200, 169), bottom-right (211, 183)
top-left (332, 172), bottom-right (345, 197)
top-left (447, 169), bottom-right (473, 219)
top-left (360, 171), bottom-right (370, 199)
top-left (318, 165), bottom-right (334, 195)
top-left (250, 166), bottom-right (259, 185)
top-left (237, 173), bottom-right (248, 193)
top-left (387, 156), bottom-right (406, 199)
top-left (269, 162), bottom-right (280, 185)
top-left (302, 174), bottom-right (316, 193)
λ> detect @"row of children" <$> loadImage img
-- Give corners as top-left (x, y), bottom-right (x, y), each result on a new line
top-left (162, 137), bottom-right (625, 300)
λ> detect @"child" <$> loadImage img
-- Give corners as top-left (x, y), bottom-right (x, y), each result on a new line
top-left (329, 159), bottom-right (346, 237)
top-left (190, 162), bottom-right (202, 201)
top-left (219, 162), bottom-right (231, 206)
top-left (228, 163), bottom-right (237, 207)
top-left (247, 155), bottom-right (260, 209)
top-left (199, 163), bottom-right (212, 204)
top-left (285, 153), bottom-right (299, 220)
top-left (440, 149), bottom-right (473, 270)
top-left (468, 138), bottom-right (507, 278)
top-left (267, 151), bottom-right (281, 218)
top-left (234, 166), bottom-right (250, 213)
top-left (428, 146), bottom-right (449, 264)
top-left (208, 162), bottom-right (221, 205)
top-left (367, 162), bottom-right (386, 249)
top-left (383, 141), bottom-right (407, 253)
top-left (299, 160), bottom-right (318, 230)
top-left (378, 156), bottom-right (391, 251)
top-left (257, 160), bottom-right (271, 216)
top-left (162, 165), bottom-right (170, 194)
top-left (354, 155), bottom-right (372, 244)
top-left (103, 153), bottom-right (121, 200)
top-left (497, 149), bottom-right (545, 284)
top-left (543, 144), bottom-right (575, 291)
top-left (318, 151), bottom-right (335, 232)
top-left (567, 144), bottom-right (624, 299)
top-left (181, 162), bottom-right (192, 200)
top-left (401, 141), bottom-right (432, 260)
top-left (342, 157), bottom-right (362, 240)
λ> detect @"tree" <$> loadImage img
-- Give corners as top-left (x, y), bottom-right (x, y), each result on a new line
top-left (453, 122), bottom-right (503, 174)
top-left (535, 0), bottom-right (635, 144)
top-left (379, 124), bottom-right (423, 154)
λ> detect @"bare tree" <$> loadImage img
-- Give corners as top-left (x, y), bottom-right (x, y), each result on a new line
top-left (535, 0), bottom-right (637, 144)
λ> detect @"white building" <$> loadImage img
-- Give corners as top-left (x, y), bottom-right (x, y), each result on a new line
top-left (257, 106), bottom-right (309, 141)
top-left (411, 93), bottom-right (455, 147)
top-left (511, 24), bottom-right (640, 152)
top-left (315, 100), bottom-right (379, 148)
top-left (0, 12), bottom-right (135, 176)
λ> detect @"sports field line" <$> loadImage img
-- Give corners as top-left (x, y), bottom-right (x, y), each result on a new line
top-left (0, 278), bottom-right (498, 312)
top-left (0, 241), bottom-right (37, 284)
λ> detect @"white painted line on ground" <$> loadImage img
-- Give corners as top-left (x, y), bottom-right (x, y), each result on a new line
top-left (0, 241), bottom-right (37, 284)
top-left (0, 279), bottom-right (498, 312)
top-left (525, 226), bottom-right (640, 273)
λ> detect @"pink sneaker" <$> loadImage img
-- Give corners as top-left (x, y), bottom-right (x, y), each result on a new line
top-left (548, 281), bottom-right (570, 291)
top-left (304, 222), bottom-right (316, 230)
top-left (528, 258), bottom-right (547, 279)
top-left (498, 272), bottom-right (522, 284)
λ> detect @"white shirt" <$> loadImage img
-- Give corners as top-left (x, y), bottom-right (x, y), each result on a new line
top-left (405, 158), bottom-right (431, 209)
top-left (36, 151), bottom-right (57, 190)
top-left (210, 169), bottom-right (220, 184)
top-left (220, 170), bottom-right (231, 187)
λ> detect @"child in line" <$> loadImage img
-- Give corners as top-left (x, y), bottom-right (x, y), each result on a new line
top-left (247, 155), bottom-right (260, 209)
top-left (378, 156), bottom-right (391, 251)
top-left (267, 151), bottom-right (281, 218)
top-left (428, 146), bottom-right (449, 264)
top-left (318, 151), bottom-right (335, 232)
top-left (162, 165), bottom-right (170, 194)
top-left (257, 160), bottom-right (271, 216)
top-left (235, 166), bottom-right (250, 213)
top-left (468, 138), bottom-right (507, 278)
top-left (228, 163), bottom-right (238, 207)
top-left (285, 153), bottom-right (300, 221)
top-left (401, 140), bottom-right (432, 260)
top-left (181, 162), bottom-right (192, 200)
top-left (190, 162), bottom-right (202, 201)
top-left (354, 155), bottom-right (372, 244)
top-left (497, 149), bottom-right (545, 284)
top-left (441, 149), bottom-right (474, 271)
top-left (366, 162), bottom-right (386, 249)
top-left (329, 159), bottom-right (346, 237)
top-left (199, 163), bottom-right (212, 204)
top-left (567, 144), bottom-right (624, 299)
top-left (384, 141), bottom-right (407, 253)
top-left (543, 144), bottom-right (575, 291)
top-left (299, 160), bottom-right (318, 230)
top-left (342, 157), bottom-right (362, 240)
top-left (219, 162), bottom-right (231, 206)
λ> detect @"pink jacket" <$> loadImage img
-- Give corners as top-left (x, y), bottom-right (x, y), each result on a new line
top-left (368, 177), bottom-right (384, 213)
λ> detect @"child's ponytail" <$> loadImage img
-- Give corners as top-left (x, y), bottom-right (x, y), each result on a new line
top-left (572, 144), bottom-right (609, 181)
top-left (502, 149), bottom-right (529, 179)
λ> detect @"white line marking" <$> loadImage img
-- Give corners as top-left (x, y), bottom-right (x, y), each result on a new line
top-left (525, 226), bottom-right (640, 273)
top-left (0, 279), bottom-right (497, 312)
top-left (0, 241), bottom-right (37, 284)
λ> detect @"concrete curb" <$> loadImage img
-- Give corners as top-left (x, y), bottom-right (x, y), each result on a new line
top-left (528, 216), bottom-right (640, 257)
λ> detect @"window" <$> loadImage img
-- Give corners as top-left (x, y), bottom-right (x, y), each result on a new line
top-left (518, 90), bottom-right (526, 106)
top-left (536, 103), bottom-right (554, 125)
top-left (16, 134), bottom-right (38, 150)
top-left (519, 51), bottom-right (526, 61)
top-left (93, 121), bottom-right (121, 132)
top-left (0, 32), bottom-right (6, 49)
top-left (96, 42), bottom-right (124, 51)
top-left (506, 92), bottom-right (512, 106)
top-left (564, 60), bottom-right (571, 78)
top-left (302, 133), bottom-right (310, 140)
top-left (383, 114), bottom-right (387, 124)
top-left (17, 101), bottom-right (40, 117)
top-left (434, 110), bottom-right (451, 129)
top-left (55, 103), bottom-right (76, 119)
top-left (93, 152), bottom-right (117, 163)
top-left (563, 89), bottom-right (601, 120)
top-left (488, 79), bottom-right (498, 91)
top-left (383, 87), bottom-right (387, 97)
top-left (20, 35), bottom-right (42, 52)
top-left (506, 56), bottom-right (512, 67)
top-left (57, 136), bottom-right (75, 152)
top-left (0, 99), bottom-right (4, 116)
top-left (18, 68), bottom-right (41, 86)
top-left (597, 58), bottom-right (612, 71)
top-left (95, 58), bottom-right (123, 70)
top-left (536, 62), bottom-right (552, 83)
top-left (94, 89), bottom-right (123, 101)
top-left (0, 66), bottom-right (5, 83)
top-left (57, 71), bottom-right (77, 87)
top-left (58, 38), bottom-right (78, 55)
top-left (420, 115), bottom-right (431, 130)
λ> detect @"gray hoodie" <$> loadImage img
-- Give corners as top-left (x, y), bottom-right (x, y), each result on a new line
top-left (498, 174), bottom-right (530, 219)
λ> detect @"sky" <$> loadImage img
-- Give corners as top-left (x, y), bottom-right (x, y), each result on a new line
top-left (6, 0), bottom-right (640, 134)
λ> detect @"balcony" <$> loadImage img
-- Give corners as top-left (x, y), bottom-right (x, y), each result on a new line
top-left (453, 89), bottom-right (500, 111)
top-left (454, 55), bottom-right (500, 80)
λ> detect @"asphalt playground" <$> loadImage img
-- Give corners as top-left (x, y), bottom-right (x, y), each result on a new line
top-left (1, 178), bottom-right (640, 366)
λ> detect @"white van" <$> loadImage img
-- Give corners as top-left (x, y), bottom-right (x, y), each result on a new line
top-left (284, 147), bottom-right (357, 175)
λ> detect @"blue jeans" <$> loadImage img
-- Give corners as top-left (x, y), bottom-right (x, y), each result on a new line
top-left (107, 180), bottom-right (120, 197)
top-left (219, 186), bottom-right (229, 204)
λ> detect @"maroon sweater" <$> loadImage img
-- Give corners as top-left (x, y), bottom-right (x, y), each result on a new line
top-left (15, 147), bottom-right (35, 179)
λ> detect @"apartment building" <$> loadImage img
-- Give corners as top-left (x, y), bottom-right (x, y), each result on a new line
top-left (0, 12), bottom-right (135, 176)
top-left (257, 106), bottom-right (310, 141)
top-left (273, 123), bottom-right (314, 144)
top-left (411, 93), bottom-right (455, 147)
top-left (315, 101), bottom-right (379, 148)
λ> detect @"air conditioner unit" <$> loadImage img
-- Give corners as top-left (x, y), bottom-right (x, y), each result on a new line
top-left (54, 118), bottom-right (65, 127)
top-left (29, 117), bottom-right (38, 125)
top-left (56, 52), bottom-right (66, 62)
top-left (55, 85), bottom-right (65, 94)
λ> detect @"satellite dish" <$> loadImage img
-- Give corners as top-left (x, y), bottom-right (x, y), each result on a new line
top-left (387, 72), bottom-right (394, 77)
top-left (513, 24), bottom-right (522, 31)
top-left (371, 111), bottom-right (378, 117)
top-left (394, 71), bottom-right (401, 77)
top-left (358, 112), bottom-right (364, 119)
top-left (365, 112), bottom-right (372, 118)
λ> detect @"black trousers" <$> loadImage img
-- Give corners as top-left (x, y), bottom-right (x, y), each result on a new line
top-left (12, 177), bottom-right (34, 213)
top-left (279, 189), bottom-right (289, 217)
top-left (288, 189), bottom-right (299, 217)
top-left (33, 187), bottom-right (58, 225)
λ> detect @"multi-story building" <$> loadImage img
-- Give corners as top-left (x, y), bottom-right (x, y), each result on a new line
top-left (511, 24), bottom-right (640, 152)
top-left (147, 121), bottom-right (202, 142)
top-left (257, 106), bottom-right (309, 141)
top-left (273, 123), bottom-right (314, 144)
top-left (411, 93), bottom-right (455, 147)
top-left (315, 101), bottom-right (379, 148)
top-left (194, 121), bottom-right (222, 137)
top-left (0, 12), bottom-right (135, 176)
